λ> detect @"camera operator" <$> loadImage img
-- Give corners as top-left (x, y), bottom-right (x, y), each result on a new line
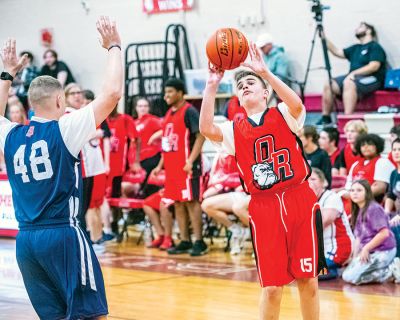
top-left (317, 22), bottom-right (387, 125)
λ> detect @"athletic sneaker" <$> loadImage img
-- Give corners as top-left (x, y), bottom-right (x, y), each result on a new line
top-left (315, 115), bottom-right (332, 126)
top-left (167, 240), bottom-right (192, 255)
top-left (230, 225), bottom-right (246, 255)
top-left (92, 243), bottom-right (106, 256)
top-left (159, 236), bottom-right (174, 251)
top-left (148, 236), bottom-right (164, 248)
top-left (102, 232), bottom-right (116, 242)
top-left (189, 240), bottom-right (208, 256)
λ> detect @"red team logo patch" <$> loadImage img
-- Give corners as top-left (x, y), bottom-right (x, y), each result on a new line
top-left (26, 126), bottom-right (35, 138)
top-left (252, 134), bottom-right (294, 190)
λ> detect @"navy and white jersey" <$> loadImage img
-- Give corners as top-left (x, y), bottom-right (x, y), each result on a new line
top-left (0, 104), bottom-right (96, 230)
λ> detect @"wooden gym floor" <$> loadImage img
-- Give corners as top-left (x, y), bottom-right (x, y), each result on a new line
top-left (0, 231), bottom-right (399, 320)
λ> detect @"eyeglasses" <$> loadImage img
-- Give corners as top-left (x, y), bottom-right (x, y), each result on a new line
top-left (68, 91), bottom-right (82, 96)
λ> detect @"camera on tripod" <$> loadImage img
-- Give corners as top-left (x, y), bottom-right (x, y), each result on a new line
top-left (308, 0), bottom-right (330, 23)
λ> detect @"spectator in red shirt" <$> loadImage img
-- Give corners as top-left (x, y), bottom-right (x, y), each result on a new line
top-left (134, 97), bottom-right (162, 196)
top-left (337, 120), bottom-right (368, 176)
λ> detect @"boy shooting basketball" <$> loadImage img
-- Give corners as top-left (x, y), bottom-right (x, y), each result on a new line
top-left (199, 42), bottom-right (327, 320)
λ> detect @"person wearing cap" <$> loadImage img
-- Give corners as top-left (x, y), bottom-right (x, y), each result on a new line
top-left (256, 33), bottom-right (291, 86)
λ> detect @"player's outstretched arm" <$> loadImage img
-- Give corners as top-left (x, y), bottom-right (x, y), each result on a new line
top-left (0, 39), bottom-right (28, 117)
top-left (91, 16), bottom-right (123, 127)
top-left (241, 42), bottom-right (305, 119)
top-left (199, 66), bottom-right (224, 142)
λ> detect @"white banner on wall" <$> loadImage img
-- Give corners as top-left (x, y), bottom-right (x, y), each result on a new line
top-left (0, 179), bottom-right (18, 235)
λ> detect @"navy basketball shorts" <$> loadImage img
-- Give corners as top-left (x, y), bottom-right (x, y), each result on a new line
top-left (248, 182), bottom-right (327, 287)
top-left (16, 226), bottom-right (108, 319)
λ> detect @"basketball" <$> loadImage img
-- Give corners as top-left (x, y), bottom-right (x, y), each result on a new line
top-left (206, 28), bottom-right (249, 70)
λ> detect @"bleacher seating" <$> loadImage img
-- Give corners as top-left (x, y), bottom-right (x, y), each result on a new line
top-left (305, 90), bottom-right (400, 113)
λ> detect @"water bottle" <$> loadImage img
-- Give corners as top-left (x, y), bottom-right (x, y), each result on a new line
top-left (143, 216), bottom-right (153, 247)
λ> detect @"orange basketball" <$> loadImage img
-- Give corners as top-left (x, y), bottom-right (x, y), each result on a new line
top-left (206, 28), bottom-right (249, 70)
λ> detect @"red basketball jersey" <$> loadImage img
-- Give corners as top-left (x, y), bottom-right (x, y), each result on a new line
top-left (162, 103), bottom-right (200, 180)
top-left (344, 144), bottom-right (363, 172)
top-left (234, 107), bottom-right (311, 195)
top-left (107, 113), bottom-right (138, 177)
top-left (135, 114), bottom-right (162, 161)
top-left (351, 156), bottom-right (380, 185)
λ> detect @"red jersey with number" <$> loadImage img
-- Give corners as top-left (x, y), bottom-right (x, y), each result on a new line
top-left (107, 113), bottom-right (138, 177)
top-left (344, 144), bottom-right (363, 172)
top-left (226, 96), bottom-right (247, 121)
top-left (234, 107), bottom-right (311, 195)
top-left (351, 156), bottom-right (380, 185)
top-left (162, 103), bottom-right (200, 180)
top-left (135, 114), bottom-right (162, 161)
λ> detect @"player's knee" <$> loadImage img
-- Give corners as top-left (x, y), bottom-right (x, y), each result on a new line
top-left (201, 198), bottom-right (213, 213)
top-left (297, 278), bottom-right (318, 296)
top-left (343, 79), bottom-right (356, 91)
top-left (261, 286), bottom-right (282, 301)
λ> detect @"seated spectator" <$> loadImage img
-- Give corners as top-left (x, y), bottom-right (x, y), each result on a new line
top-left (318, 127), bottom-right (341, 176)
top-left (14, 51), bottom-right (39, 108)
top-left (384, 138), bottom-right (400, 258)
top-left (40, 49), bottom-right (75, 87)
top-left (343, 180), bottom-right (396, 285)
top-left (387, 124), bottom-right (400, 166)
top-left (345, 134), bottom-right (395, 202)
top-left (143, 189), bottom-right (174, 250)
top-left (337, 120), bottom-right (368, 176)
top-left (318, 22), bottom-right (387, 124)
top-left (299, 125), bottom-right (332, 187)
top-left (8, 103), bottom-right (27, 125)
top-left (202, 189), bottom-right (250, 255)
top-left (309, 168), bottom-right (354, 279)
top-left (256, 33), bottom-right (290, 86)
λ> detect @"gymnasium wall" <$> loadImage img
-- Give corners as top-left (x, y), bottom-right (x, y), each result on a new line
top-left (0, 0), bottom-right (399, 100)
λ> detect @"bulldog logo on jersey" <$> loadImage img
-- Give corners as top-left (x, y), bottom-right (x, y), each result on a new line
top-left (252, 162), bottom-right (278, 189)
top-left (252, 134), bottom-right (294, 190)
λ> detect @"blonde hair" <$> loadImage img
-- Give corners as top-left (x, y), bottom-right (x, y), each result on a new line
top-left (64, 82), bottom-right (81, 96)
top-left (9, 103), bottom-right (27, 125)
top-left (344, 120), bottom-right (368, 135)
top-left (28, 76), bottom-right (63, 109)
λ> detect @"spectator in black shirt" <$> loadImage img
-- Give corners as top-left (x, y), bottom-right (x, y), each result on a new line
top-left (300, 125), bottom-right (332, 187)
top-left (318, 127), bottom-right (341, 176)
top-left (40, 49), bottom-right (75, 87)
top-left (318, 22), bottom-right (387, 124)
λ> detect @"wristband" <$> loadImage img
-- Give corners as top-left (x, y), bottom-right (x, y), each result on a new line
top-left (108, 44), bottom-right (121, 51)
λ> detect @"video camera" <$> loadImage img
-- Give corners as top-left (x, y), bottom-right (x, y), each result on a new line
top-left (308, 0), bottom-right (330, 23)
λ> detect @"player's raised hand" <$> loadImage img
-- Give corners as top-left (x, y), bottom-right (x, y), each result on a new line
top-left (0, 38), bottom-right (29, 77)
top-left (240, 42), bottom-right (268, 76)
top-left (206, 63), bottom-right (225, 87)
top-left (96, 16), bottom-right (121, 50)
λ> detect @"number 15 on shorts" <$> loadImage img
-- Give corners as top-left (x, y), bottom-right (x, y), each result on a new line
top-left (300, 258), bottom-right (313, 273)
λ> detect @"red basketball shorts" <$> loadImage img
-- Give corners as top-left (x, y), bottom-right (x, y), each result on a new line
top-left (163, 176), bottom-right (202, 203)
top-left (89, 174), bottom-right (106, 209)
top-left (143, 189), bottom-right (163, 211)
top-left (249, 182), bottom-right (327, 287)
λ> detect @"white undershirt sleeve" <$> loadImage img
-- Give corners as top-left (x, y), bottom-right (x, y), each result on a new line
top-left (277, 102), bottom-right (306, 133)
top-left (345, 162), bottom-right (357, 191)
top-left (374, 158), bottom-right (396, 183)
top-left (0, 116), bottom-right (18, 154)
top-left (213, 121), bottom-right (235, 155)
top-left (58, 103), bottom-right (97, 158)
